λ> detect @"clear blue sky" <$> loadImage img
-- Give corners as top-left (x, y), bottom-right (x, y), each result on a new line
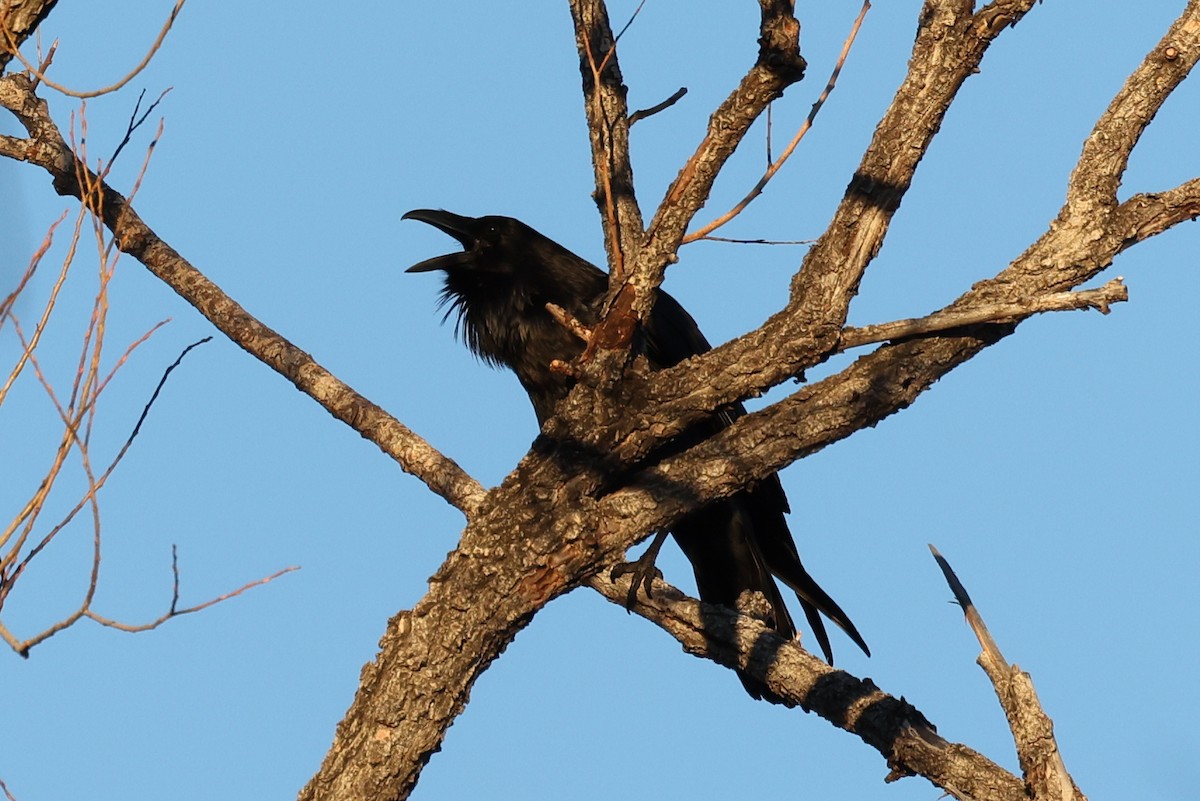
top-left (1, 3), bottom-right (1196, 799)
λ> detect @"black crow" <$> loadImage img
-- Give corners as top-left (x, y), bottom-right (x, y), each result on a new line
top-left (404, 209), bottom-right (867, 701)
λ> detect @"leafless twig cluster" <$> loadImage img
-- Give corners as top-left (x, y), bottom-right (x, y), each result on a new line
top-left (0, 48), bottom-right (294, 657)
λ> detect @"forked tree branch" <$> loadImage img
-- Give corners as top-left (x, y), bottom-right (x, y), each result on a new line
top-left (569, 0), bottom-right (808, 364)
top-left (297, 4), bottom-right (1199, 796)
top-left (577, 0), bottom-right (1200, 471)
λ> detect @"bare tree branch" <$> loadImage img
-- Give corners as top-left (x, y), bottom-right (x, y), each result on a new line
top-left (583, 0), bottom-right (1199, 473)
top-left (568, 0), bottom-right (644, 278)
top-left (931, 546), bottom-right (1086, 801)
top-left (85, 550), bottom-right (299, 634)
top-left (570, 0), bottom-right (810, 367)
top-left (0, 73), bottom-right (487, 516)
top-left (4, 3), bottom-right (1196, 799)
top-left (590, 570), bottom-right (1030, 801)
top-left (838, 279), bottom-right (1128, 352)
top-left (626, 85), bottom-right (686, 127)
top-left (1114, 177), bottom-right (1200, 244)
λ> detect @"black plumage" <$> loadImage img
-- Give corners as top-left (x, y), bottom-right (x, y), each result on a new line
top-left (404, 209), bottom-right (868, 701)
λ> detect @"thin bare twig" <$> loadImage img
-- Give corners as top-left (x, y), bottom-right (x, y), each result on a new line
top-left (694, 235), bottom-right (815, 245)
top-left (85, 551), bottom-right (299, 633)
top-left (106, 87), bottom-right (171, 173)
top-left (28, 37), bottom-right (56, 92)
top-left (1, 0), bottom-right (186, 99)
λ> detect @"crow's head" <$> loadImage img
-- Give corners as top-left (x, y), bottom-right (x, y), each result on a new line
top-left (402, 209), bottom-right (540, 276)
top-left (402, 209), bottom-right (608, 369)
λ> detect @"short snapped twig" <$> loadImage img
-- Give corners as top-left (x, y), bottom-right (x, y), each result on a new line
top-left (628, 86), bottom-right (687, 127)
top-left (545, 302), bottom-right (593, 344)
top-left (930, 545), bottom-right (1084, 801)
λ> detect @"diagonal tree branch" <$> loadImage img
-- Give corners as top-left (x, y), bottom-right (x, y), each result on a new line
top-left (1113, 177), bottom-right (1200, 243)
top-left (550, 0), bottom-right (1045, 459)
top-left (683, 0), bottom-right (871, 244)
top-left (0, 73), bottom-right (487, 516)
top-left (589, 570), bottom-right (1030, 801)
top-left (785, 0), bottom-right (1041, 332)
top-left (931, 546), bottom-right (1085, 801)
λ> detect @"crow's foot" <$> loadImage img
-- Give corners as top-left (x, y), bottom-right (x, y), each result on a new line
top-left (609, 531), bottom-right (668, 609)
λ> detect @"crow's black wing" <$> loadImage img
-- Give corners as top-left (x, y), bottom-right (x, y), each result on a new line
top-left (643, 287), bottom-right (868, 666)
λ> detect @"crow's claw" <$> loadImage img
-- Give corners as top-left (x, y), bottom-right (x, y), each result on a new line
top-left (610, 531), bottom-right (668, 609)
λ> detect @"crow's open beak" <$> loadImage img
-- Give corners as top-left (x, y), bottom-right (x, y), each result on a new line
top-left (402, 209), bottom-right (480, 273)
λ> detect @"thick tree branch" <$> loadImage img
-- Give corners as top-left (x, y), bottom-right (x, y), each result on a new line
top-left (0, 73), bottom-right (487, 516)
top-left (550, 0), bottom-right (1046, 461)
top-left (597, 332), bottom-right (1004, 547)
top-left (590, 571), bottom-right (1029, 801)
top-left (654, 0), bottom-right (1040, 406)
top-left (1062, 3), bottom-right (1200, 215)
top-left (1114, 177), bottom-right (1200, 244)
top-left (304, 5), bottom-right (1199, 797)
top-left (786, 0), bottom-right (1040, 332)
top-left (301, 444), bottom-right (621, 800)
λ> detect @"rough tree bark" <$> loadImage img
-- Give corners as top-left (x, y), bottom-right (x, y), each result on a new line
top-left (3, 2), bottom-right (1198, 800)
